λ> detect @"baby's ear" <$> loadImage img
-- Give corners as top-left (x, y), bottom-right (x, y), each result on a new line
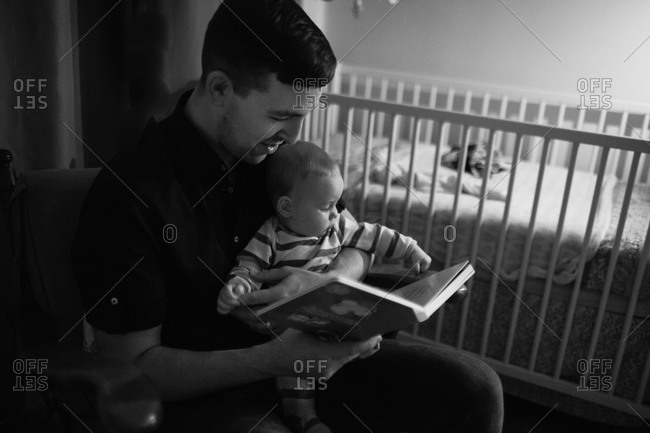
top-left (276, 196), bottom-right (293, 218)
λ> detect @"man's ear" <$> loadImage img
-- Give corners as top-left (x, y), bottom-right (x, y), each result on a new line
top-left (276, 196), bottom-right (293, 218)
top-left (205, 70), bottom-right (232, 106)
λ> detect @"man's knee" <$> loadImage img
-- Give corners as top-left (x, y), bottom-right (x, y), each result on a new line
top-left (461, 358), bottom-right (504, 432)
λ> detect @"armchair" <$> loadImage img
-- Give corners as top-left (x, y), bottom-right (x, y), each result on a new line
top-left (4, 161), bottom-right (162, 432)
top-left (2, 151), bottom-right (466, 432)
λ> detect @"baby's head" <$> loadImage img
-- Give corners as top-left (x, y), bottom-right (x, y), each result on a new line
top-left (266, 141), bottom-right (343, 237)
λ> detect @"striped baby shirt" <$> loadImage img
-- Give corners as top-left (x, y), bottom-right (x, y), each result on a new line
top-left (229, 214), bottom-right (419, 290)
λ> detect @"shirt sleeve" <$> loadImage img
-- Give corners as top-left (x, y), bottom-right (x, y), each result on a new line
top-left (71, 163), bottom-right (168, 334)
top-left (339, 214), bottom-right (418, 259)
top-left (229, 218), bottom-right (276, 291)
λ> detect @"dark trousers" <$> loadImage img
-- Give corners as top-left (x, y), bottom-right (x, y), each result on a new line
top-left (161, 339), bottom-right (504, 432)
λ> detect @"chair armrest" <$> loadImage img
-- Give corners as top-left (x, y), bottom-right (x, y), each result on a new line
top-left (9, 303), bottom-right (162, 433)
top-left (46, 346), bottom-right (163, 433)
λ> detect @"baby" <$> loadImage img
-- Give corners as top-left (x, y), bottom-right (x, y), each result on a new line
top-left (217, 141), bottom-right (431, 433)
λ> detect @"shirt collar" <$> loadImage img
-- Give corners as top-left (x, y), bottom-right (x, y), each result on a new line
top-left (169, 90), bottom-right (228, 177)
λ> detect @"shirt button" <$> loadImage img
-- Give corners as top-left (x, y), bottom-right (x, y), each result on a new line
top-left (234, 236), bottom-right (239, 243)
top-left (110, 297), bottom-right (118, 305)
top-left (227, 187), bottom-right (234, 193)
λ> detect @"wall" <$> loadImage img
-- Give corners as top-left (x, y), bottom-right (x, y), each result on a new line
top-left (319, 0), bottom-right (650, 109)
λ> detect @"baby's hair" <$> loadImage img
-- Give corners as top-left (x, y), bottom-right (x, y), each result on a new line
top-left (266, 141), bottom-right (341, 205)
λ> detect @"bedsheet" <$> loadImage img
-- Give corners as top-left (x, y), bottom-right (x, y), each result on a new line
top-left (338, 140), bottom-right (617, 284)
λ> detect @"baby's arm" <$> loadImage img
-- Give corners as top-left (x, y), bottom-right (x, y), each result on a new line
top-left (338, 216), bottom-right (431, 273)
top-left (218, 219), bottom-right (277, 314)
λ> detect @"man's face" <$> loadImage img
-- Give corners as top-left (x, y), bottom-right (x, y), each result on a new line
top-left (218, 74), bottom-right (322, 165)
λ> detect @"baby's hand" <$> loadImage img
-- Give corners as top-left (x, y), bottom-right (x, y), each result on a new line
top-left (407, 246), bottom-right (432, 274)
top-left (218, 276), bottom-right (253, 315)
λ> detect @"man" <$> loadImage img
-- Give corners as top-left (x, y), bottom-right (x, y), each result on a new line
top-left (72, 1), bottom-right (503, 432)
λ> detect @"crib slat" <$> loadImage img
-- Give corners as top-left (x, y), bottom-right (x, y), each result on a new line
top-left (504, 137), bottom-right (552, 364)
top-left (322, 106), bottom-right (331, 153)
top-left (479, 93), bottom-right (491, 143)
top-left (554, 147), bottom-right (610, 379)
top-left (423, 86), bottom-right (438, 144)
top-left (413, 83), bottom-right (422, 107)
top-left (396, 80), bottom-right (405, 104)
top-left (609, 213), bottom-right (650, 395)
top-left (411, 83), bottom-right (422, 143)
top-left (516, 98), bottom-right (529, 160)
top-left (625, 114), bottom-right (650, 184)
top-left (457, 128), bottom-right (497, 350)
top-left (436, 119), bottom-right (465, 343)
top-left (609, 111), bottom-right (629, 177)
top-left (444, 124), bottom-right (471, 268)
top-left (342, 107), bottom-right (354, 186)
top-left (495, 96), bottom-right (509, 156)
top-left (328, 70), bottom-right (342, 135)
top-left (549, 103), bottom-right (566, 166)
top-left (422, 123), bottom-right (445, 253)
top-left (530, 100), bottom-right (547, 163)
top-left (587, 152), bottom-right (640, 364)
top-left (518, 99), bottom-right (527, 121)
top-left (380, 113), bottom-right (399, 228)
top-left (480, 133), bottom-right (524, 357)
top-left (463, 91), bottom-right (472, 113)
top-left (377, 78), bottom-right (389, 139)
top-left (360, 76), bottom-right (373, 140)
top-left (576, 108), bottom-right (586, 131)
top-left (349, 73), bottom-right (358, 97)
top-left (446, 88), bottom-right (455, 111)
top-left (498, 96), bottom-right (509, 119)
top-left (528, 142), bottom-right (580, 371)
top-left (639, 114), bottom-right (650, 184)
top-left (359, 111), bottom-right (375, 221)
top-left (401, 119), bottom-right (423, 235)
top-left (431, 122), bottom-right (449, 342)
top-left (590, 110), bottom-right (608, 174)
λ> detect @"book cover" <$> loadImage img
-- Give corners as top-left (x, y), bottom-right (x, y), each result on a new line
top-left (257, 261), bottom-right (474, 341)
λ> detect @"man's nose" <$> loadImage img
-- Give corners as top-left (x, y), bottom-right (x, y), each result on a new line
top-left (282, 117), bottom-right (304, 144)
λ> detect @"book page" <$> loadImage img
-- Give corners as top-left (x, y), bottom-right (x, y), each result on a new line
top-left (394, 261), bottom-right (468, 306)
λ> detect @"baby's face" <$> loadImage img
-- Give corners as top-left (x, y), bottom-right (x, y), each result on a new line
top-left (287, 171), bottom-right (344, 237)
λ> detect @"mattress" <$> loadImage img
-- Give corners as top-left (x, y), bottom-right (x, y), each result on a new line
top-left (335, 139), bottom-right (617, 285)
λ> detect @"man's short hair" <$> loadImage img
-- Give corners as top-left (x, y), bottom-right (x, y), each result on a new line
top-left (201, 0), bottom-right (337, 95)
top-left (266, 141), bottom-right (341, 205)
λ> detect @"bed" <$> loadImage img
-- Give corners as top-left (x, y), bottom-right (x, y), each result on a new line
top-left (300, 67), bottom-right (650, 425)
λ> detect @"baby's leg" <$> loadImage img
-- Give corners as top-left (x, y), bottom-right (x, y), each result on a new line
top-left (276, 376), bottom-right (331, 433)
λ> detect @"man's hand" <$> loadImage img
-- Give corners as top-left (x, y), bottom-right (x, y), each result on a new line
top-left (245, 267), bottom-right (329, 304)
top-left (406, 245), bottom-right (432, 274)
top-left (265, 329), bottom-right (383, 380)
top-left (228, 267), bottom-right (328, 333)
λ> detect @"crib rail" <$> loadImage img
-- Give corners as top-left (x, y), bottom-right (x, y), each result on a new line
top-left (326, 65), bottom-right (650, 185)
top-left (304, 92), bottom-right (650, 422)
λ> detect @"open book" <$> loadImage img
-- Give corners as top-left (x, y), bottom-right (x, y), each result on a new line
top-left (257, 261), bottom-right (474, 341)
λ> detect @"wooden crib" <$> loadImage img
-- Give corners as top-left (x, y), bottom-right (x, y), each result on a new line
top-left (300, 65), bottom-right (650, 425)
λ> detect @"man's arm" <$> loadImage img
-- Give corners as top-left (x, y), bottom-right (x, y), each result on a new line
top-left (93, 323), bottom-right (381, 402)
